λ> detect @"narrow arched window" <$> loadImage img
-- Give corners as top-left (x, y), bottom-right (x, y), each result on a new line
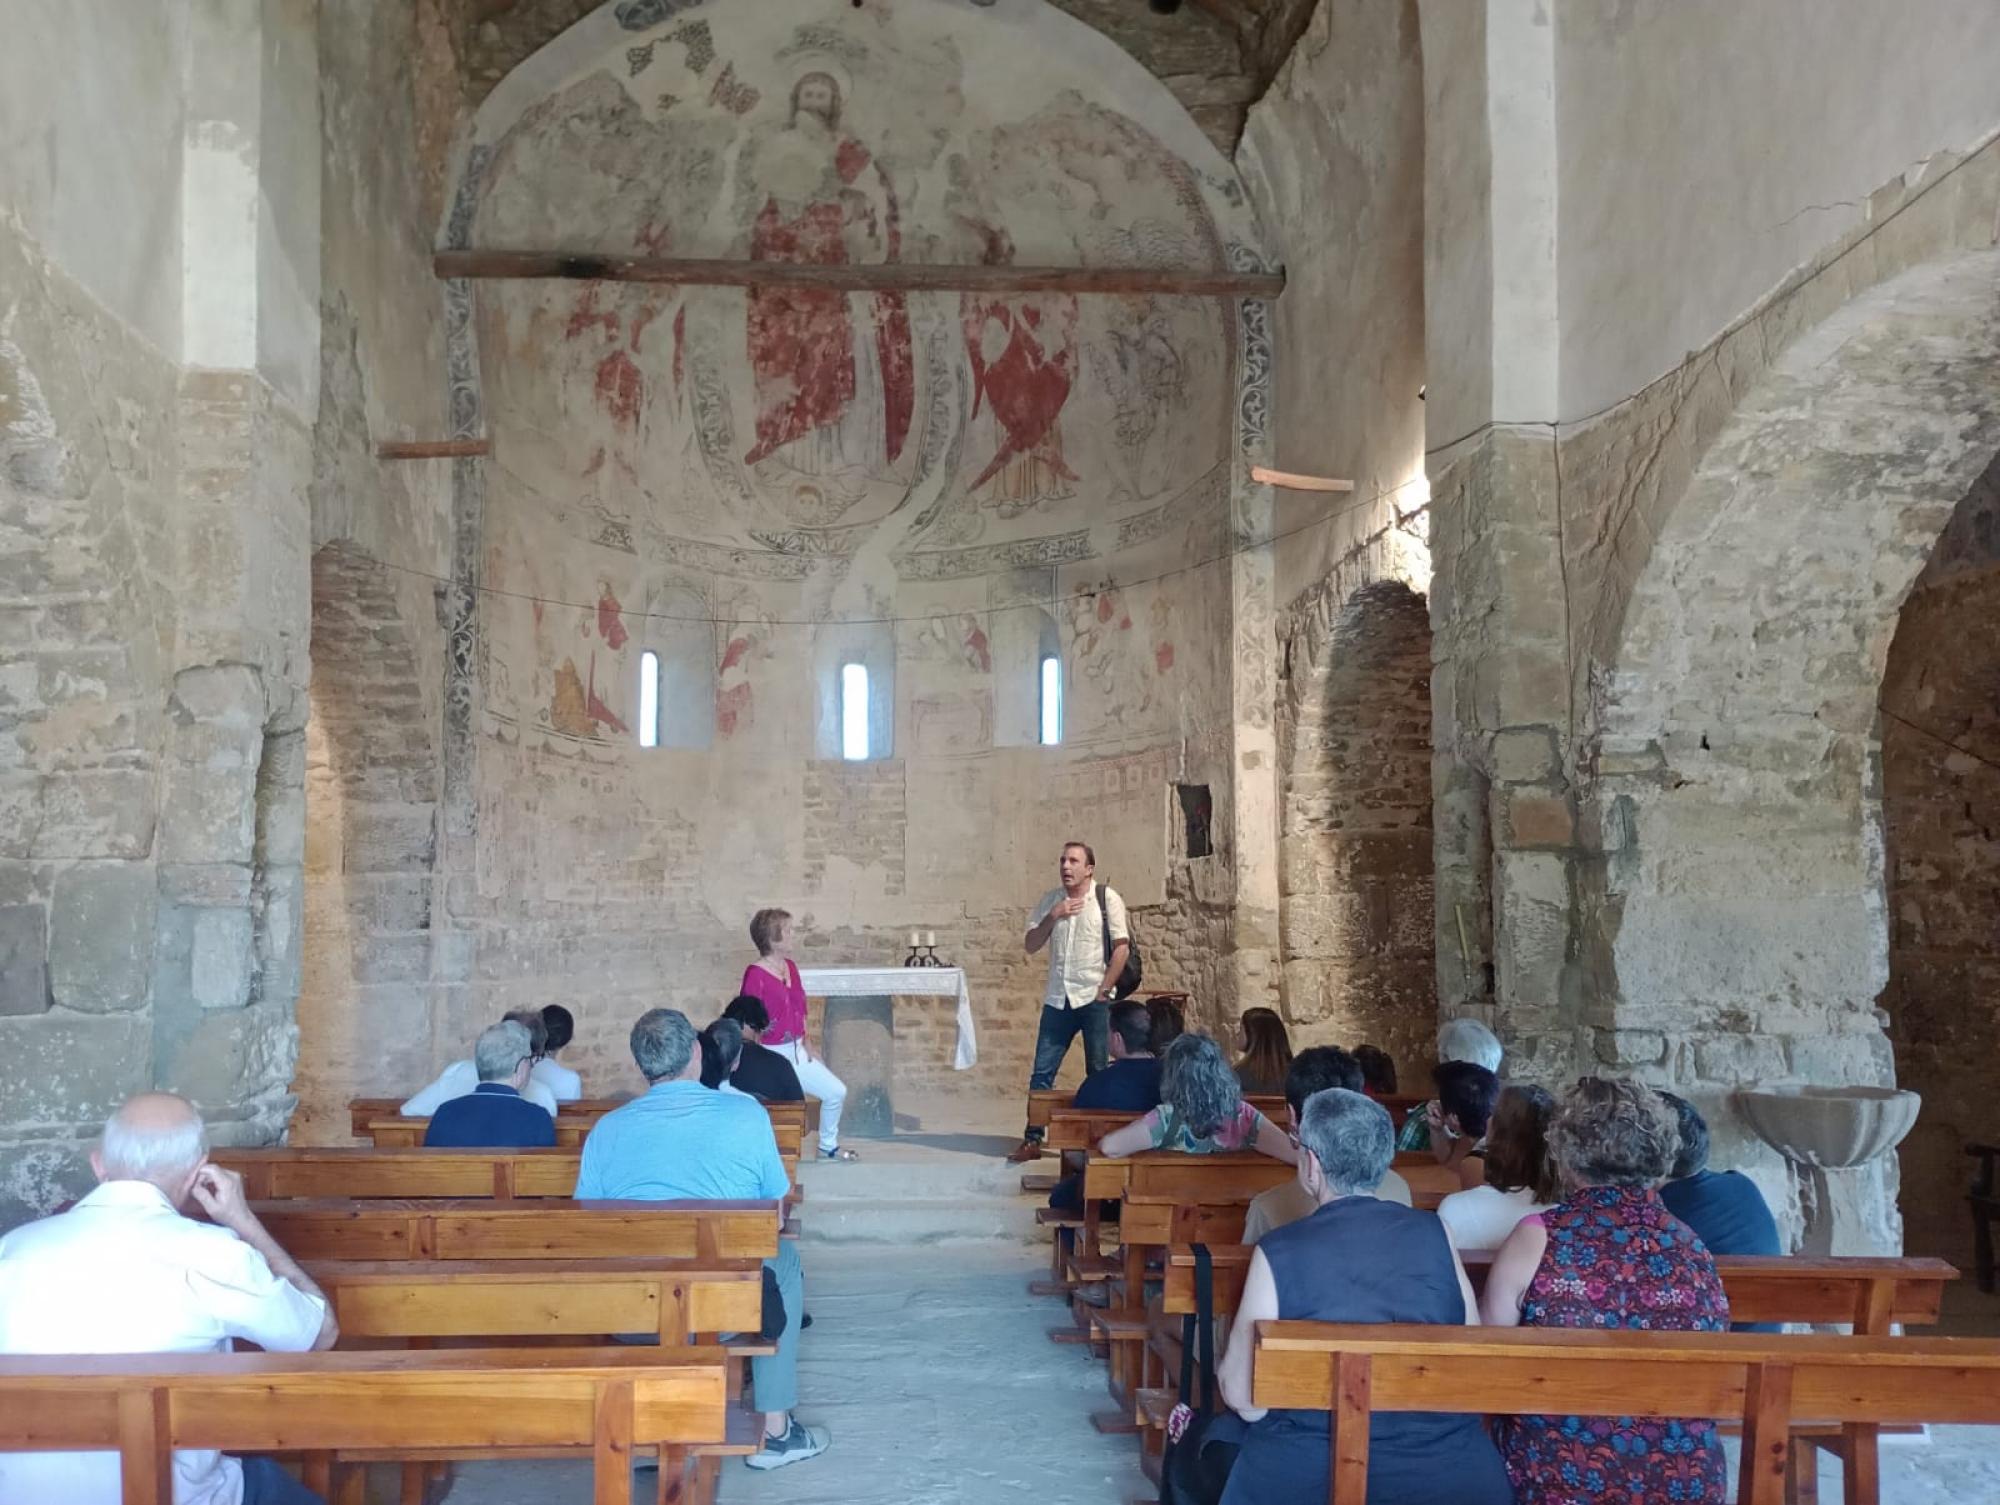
top-left (638, 650), bottom-right (660, 748)
top-left (841, 663), bottom-right (870, 760)
top-left (1039, 653), bottom-right (1062, 746)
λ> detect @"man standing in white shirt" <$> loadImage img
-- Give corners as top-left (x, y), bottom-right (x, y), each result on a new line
top-left (1007, 840), bottom-right (1131, 1163)
top-left (0, 1092), bottom-right (337, 1504)
top-left (400, 1008), bottom-right (564, 1117)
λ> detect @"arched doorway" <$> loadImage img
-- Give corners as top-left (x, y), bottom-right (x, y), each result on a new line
top-left (1590, 248), bottom-right (2000, 1251)
top-left (1279, 578), bottom-right (1436, 1070)
top-left (1880, 455), bottom-right (2000, 1263)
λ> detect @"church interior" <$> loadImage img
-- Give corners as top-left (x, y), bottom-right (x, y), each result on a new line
top-left (3, 0), bottom-right (2000, 1500)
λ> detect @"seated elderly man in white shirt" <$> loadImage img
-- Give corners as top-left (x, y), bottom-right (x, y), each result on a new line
top-left (0, 1092), bottom-right (337, 1505)
top-left (401, 1007), bottom-right (567, 1117)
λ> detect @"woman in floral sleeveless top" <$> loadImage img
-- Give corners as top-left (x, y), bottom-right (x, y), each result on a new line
top-left (1480, 1077), bottom-right (1730, 1505)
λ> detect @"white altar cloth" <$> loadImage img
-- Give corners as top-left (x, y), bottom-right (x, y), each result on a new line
top-left (796, 966), bottom-right (976, 1070)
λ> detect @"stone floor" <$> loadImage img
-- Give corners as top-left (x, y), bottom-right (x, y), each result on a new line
top-left (438, 1243), bottom-right (1149, 1505)
top-left (379, 1114), bottom-right (2000, 1502)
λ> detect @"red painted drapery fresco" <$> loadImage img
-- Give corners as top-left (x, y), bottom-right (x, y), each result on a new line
top-left (742, 75), bottom-right (914, 472)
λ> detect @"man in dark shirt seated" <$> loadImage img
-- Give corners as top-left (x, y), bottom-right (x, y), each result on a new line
top-left (1048, 1000), bottom-right (1161, 1210)
top-left (424, 1020), bottom-right (558, 1148)
top-left (1659, 1091), bottom-right (1781, 1332)
top-left (723, 995), bottom-right (805, 1102)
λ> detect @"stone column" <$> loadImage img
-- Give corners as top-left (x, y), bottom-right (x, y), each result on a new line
top-left (1420, 0), bottom-right (1585, 1077)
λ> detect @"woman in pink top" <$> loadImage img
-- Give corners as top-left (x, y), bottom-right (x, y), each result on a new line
top-left (742, 908), bottom-right (856, 1160)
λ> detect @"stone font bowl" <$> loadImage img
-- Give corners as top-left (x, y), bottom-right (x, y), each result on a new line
top-left (1735, 1085), bottom-right (1920, 1169)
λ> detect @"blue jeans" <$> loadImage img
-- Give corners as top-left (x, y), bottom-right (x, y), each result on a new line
top-left (238, 1457), bottom-right (324, 1505)
top-left (617, 1241), bottom-right (804, 1416)
top-left (1023, 1001), bottom-right (1109, 1140)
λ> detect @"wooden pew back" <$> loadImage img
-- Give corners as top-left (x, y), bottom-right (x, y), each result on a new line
top-left (354, 1113), bottom-right (807, 1164)
top-left (217, 1141), bottom-right (800, 1202)
top-left (0, 1347), bottom-right (729, 1505)
top-left (214, 1147), bottom-right (581, 1201)
top-left (255, 1198), bottom-right (781, 1264)
top-left (311, 1259), bottom-right (763, 1346)
top-left (1250, 1324), bottom-right (2000, 1505)
top-left (1165, 1249), bottom-right (1956, 1329)
top-left (347, 1097), bottom-right (623, 1138)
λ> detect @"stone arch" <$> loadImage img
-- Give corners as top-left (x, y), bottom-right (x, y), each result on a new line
top-left (1590, 248), bottom-right (2000, 1250)
top-left (296, 543), bottom-right (442, 1143)
top-left (1879, 453), bottom-right (2000, 1263)
top-left (1278, 574), bottom-right (1435, 1069)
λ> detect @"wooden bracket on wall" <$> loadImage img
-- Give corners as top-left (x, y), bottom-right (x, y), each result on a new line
top-left (433, 250), bottom-right (1285, 300)
top-left (1251, 466), bottom-right (1354, 492)
top-left (377, 438), bottom-right (491, 459)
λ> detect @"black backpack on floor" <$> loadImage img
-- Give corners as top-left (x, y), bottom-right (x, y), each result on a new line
top-left (1159, 1243), bottom-right (1238, 1505)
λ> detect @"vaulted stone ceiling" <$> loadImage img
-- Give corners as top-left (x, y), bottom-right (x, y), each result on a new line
top-left (449, 0), bottom-right (1319, 151)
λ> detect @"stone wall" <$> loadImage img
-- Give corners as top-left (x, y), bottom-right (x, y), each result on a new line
top-left (292, 0), bottom-right (460, 1143)
top-left (0, 0), bottom-right (322, 1219)
top-left (1278, 579), bottom-right (1434, 1073)
top-left (1882, 458), bottom-right (2000, 1264)
top-left (1420, 0), bottom-right (2000, 1249)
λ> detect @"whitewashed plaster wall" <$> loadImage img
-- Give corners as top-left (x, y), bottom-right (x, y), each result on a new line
top-left (1553, 0), bottom-right (2000, 416)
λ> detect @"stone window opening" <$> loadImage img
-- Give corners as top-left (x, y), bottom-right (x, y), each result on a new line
top-left (1039, 652), bottom-right (1062, 746)
top-left (841, 663), bottom-right (871, 761)
top-left (637, 650), bottom-right (660, 748)
top-left (813, 624), bottom-right (894, 761)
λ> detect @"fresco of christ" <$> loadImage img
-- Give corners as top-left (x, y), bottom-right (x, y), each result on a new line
top-left (741, 71), bottom-right (915, 498)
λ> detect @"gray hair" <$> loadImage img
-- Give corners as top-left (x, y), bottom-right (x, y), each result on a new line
top-left (1298, 1088), bottom-right (1394, 1196)
top-left (100, 1094), bottom-right (208, 1185)
top-left (1438, 1017), bottom-right (1503, 1072)
top-left (474, 1020), bottom-right (533, 1082)
top-left (1159, 1032), bottom-right (1242, 1140)
top-left (631, 1007), bottom-right (698, 1083)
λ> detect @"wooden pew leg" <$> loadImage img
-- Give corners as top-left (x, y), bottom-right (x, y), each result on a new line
top-left (400, 1460), bottom-right (427, 1505)
top-left (332, 1462), bottom-right (368, 1505)
top-left (594, 1379), bottom-right (635, 1505)
top-left (1841, 1422), bottom-right (1880, 1505)
top-left (1739, 1363), bottom-right (1796, 1505)
top-left (300, 1454), bottom-right (332, 1499)
top-left (1328, 1352), bottom-right (1372, 1505)
top-left (1787, 1436), bottom-right (1822, 1505)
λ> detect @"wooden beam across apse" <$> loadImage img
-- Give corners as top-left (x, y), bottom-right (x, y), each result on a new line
top-left (432, 250), bottom-right (1285, 300)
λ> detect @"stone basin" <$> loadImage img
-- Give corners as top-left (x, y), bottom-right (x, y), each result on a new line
top-left (1735, 1085), bottom-right (1920, 1169)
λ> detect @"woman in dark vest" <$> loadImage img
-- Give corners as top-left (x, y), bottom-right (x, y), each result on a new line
top-left (1215, 1088), bottom-right (1513, 1505)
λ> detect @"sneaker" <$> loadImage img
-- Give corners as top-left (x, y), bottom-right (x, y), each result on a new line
top-left (745, 1418), bottom-right (830, 1471)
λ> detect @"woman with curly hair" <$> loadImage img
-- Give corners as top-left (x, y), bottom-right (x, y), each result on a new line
top-left (1480, 1076), bottom-right (1730, 1505)
top-left (1097, 1033), bottom-right (1297, 1163)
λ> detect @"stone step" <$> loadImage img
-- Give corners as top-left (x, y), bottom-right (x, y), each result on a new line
top-left (797, 1195), bottom-right (1043, 1246)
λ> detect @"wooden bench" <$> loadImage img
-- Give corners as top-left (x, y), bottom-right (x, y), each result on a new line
top-left (216, 1142), bottom-right (802, 1202)
top-left (349, 1094), bottom-right (818, 1153)
top-left (256, 1198), bottom-right (783, 1264)
top-left (311, 1259), bottom-right (771, 1504)
top-left (312, 1258), bottom-right (767, 1348)
top-left (1250, 1323), bottom-right (2000, 1505)
top-left (1144, 1249), bottom-right (1957, 1501)
top-left (0, 1346), bottom-right (733, 1505)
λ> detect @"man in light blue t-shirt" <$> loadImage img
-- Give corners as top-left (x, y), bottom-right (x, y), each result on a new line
top-left (577, 1008), bottom-right (827, 1472)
